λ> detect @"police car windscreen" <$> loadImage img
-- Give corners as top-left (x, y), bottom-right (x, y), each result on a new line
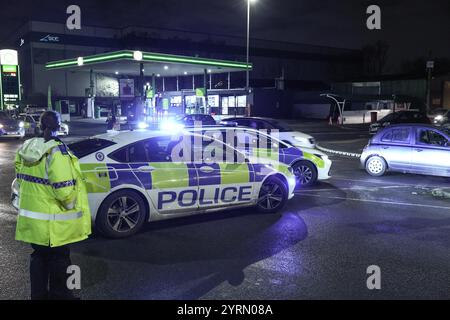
top-left (68, 138), bottom-right (116, 159)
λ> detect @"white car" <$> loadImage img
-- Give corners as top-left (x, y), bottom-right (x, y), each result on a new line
top-left (13, 130), bottom-right (296, 238)
top-left (186, 125), bottom-right (332, 186)
top-left (221, 117), bottom-right (316, 149)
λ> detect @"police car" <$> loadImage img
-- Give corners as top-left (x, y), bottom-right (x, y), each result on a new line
top-left (185, 126), bottom-right (332, 187)
top-left (12, 130), bottom-right (296, 238)
top-left (19, 113), bottom-right (70, 136)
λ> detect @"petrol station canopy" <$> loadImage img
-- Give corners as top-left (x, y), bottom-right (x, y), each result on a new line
top-left (45, 50), bottom-right (252, 76)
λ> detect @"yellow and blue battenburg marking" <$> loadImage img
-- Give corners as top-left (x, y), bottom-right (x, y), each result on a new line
top-left (80, 161), bottom-right (291, 194)
top-left (248, 145), bottom-right (325, 169)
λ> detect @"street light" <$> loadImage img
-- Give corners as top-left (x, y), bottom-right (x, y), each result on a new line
top-left (246, 0), bottom-right (256, 116)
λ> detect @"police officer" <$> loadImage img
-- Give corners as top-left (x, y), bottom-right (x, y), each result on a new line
top-left (15, 111), bottom-right (91, 300)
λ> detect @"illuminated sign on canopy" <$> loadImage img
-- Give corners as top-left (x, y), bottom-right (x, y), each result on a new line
top-left (0, 50), bottom-right (18, 66)
top-left (0, 49), bottom-right (20, 109)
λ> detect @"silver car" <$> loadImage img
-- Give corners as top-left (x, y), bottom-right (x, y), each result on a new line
top-left (361, 124), bottom-right (450, 177)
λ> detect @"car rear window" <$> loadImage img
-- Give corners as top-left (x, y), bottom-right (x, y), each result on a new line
top-left (68, 138), bottom-right (116, 159)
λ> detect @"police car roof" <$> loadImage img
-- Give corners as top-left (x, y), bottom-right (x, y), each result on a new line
top-left (94, 126), bottom-right (266, 144)
top-left (94, 129), bottom-right (210, 143)
top-left (95, 130), bottom-right (169, 144)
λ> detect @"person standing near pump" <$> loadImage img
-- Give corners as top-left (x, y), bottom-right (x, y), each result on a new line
top-left (14, 111), bottom-right (91, 300)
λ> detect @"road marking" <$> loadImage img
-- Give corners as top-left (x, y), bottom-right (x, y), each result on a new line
top-left (330, 176), bottom-right (449, 189)
top-left (297, 185), bottom-right (410, 192)
top-left (295, 193), bottom-right (450, 210)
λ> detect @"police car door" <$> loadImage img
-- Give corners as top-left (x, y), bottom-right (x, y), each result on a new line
top-left (142, 135), bottom-right (199, 215)
top-left (194, 132), bottom-right (255, 210)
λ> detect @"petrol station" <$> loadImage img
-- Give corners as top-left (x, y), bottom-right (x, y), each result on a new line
top-left (45, 50), bottom-right (252, 122)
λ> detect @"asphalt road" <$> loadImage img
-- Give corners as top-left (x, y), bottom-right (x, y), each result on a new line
top-left (1, 120), bottom-right (449, 300)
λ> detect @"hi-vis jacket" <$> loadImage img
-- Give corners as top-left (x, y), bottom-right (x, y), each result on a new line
top-left (15, 137), bottom-right (91, 247)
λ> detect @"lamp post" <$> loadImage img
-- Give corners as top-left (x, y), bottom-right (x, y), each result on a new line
top-left (245, 0), bottom-right (255, 116)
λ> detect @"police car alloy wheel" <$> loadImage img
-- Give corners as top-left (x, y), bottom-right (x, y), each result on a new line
top-left (292, 161), bottom-right (317, 187)
top-left (257, 176), bottom-right (288, 213)
top-left (365, 156), bottom-right (387, 177)
top-left (97, 190), bottom-right (147, 238)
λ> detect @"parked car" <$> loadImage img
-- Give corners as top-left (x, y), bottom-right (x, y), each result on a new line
top-left (361, 124), bottom-right (450, 177)
top-left (0, 111), bottom-right (25, 139)
top-left (369, 110), bottom-right (430, 135)
top-left (221, 117), bottom-right (316, 149)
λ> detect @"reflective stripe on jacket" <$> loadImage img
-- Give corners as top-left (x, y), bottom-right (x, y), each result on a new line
top-left (15, 138), bottom-right (91, 247)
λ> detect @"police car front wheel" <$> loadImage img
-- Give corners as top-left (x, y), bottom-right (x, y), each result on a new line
top-left (257, 176), bottom-right (288, 213)
top-left (97, 190), bottom-right (148, 238)
top-left (292, 161), bottom-right (317, 187)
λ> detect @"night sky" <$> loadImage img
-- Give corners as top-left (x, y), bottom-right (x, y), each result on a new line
top-left (0, 0), bottom-right (448, 73)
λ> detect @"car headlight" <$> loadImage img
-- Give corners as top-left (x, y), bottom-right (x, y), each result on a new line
top-left (137, 122), bottom-right (149, 129)
top-left (18, 121), bottom-right (24, 128)
top-left (293, 136), bottom-right (307, 142)
top-left (0, 124), bottom-right (3, 129)
top-left (435, 115), bottom-right (443, 121)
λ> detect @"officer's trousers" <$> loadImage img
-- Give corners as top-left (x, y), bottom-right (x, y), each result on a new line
top-left (30, 244), bottom-right (75, 300)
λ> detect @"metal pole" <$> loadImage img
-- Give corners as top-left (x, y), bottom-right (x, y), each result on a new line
top-left (204, 69), bottom-right (208, 115)
top-left (89, 69), bottom-right (95, 118)
top-left (152, 73), bottom-right (156, 122)
top-left (139, 63), bottom-right (144, 97)
top-left (246, 0), bottom-right (251, 116)
top-left (176, 76), bottom-right (179, 92)
top-left (426, 67), bottom-right (432, 112)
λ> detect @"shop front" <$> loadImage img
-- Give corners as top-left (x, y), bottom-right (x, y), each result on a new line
top-left (158, 89), bottom-right (249, 119)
